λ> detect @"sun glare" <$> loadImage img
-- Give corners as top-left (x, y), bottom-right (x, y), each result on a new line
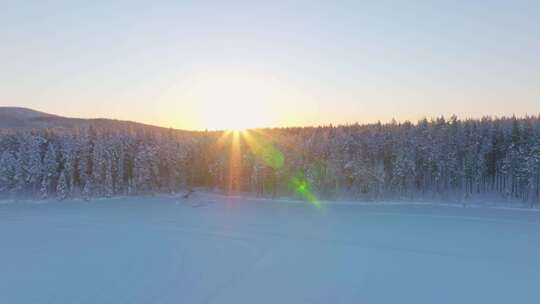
top-left (229, 127), bottom-right (245, 133)
top-left (187, 72), bottom-right (282, 131)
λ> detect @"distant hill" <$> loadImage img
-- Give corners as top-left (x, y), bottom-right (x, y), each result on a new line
top-left (0, 107), bottom-right (186, 132)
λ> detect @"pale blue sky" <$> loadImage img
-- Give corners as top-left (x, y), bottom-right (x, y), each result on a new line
top-left (1, 0), bottom-right (539, 130)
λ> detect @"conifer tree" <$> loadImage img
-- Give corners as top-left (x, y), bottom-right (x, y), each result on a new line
top-left (57, 171), bottom-right (68, 201)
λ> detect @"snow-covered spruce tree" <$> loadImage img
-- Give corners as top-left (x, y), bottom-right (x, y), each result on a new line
top-left (532, 139), bottom-right (540, 204)
top-left (18, 134), bottom-right (46, 193)
top-left (0, 150), bottom-right (17, 192)
top-left (40, 176), bottom-right (49, 199)
top-left (56, 171), bottom-right (68, 201)
top-left (134, 145), bottom-right (150, 193)
top-left (164, 136), bottom-right (190, 193)
top-left (40, 142), bottom-right (59, 199)
top-left (104, 157), bottom-right (114, 197)
top-left (76, 126), bottom-right (96, 196)
top-left (82, 179), bottom-right (92, 201)
top-left (116, 142), bottom-right (127, 194)
top-left (392, 149), bottom-right (415, 198)
top-left (148, 145), bottom-right (160, 192)
top-left (61, 135), bottom-right (77, 195)
top-left (91, 139), bottom-right (105, 196)
top-left (12, 150), bottom-right (26, 193)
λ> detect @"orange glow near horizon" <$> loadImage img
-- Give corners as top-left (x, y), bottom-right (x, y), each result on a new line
top-left (177, 72), bottom-right (303, 131)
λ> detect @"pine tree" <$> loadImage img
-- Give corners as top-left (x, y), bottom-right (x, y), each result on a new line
top-left (105, 157), bottom-right (114, 197)
top-left (134, 145), bottom-right (152, 193)
top-left (40, 177), bottom-right (49, 200)
top-left (57, 171), bottom-right (68, 201)
top-left (532, 139), bottom-right (540, 204)
top-left (61, 135), bottom-right (77, 195)
top-left (77, 128), bottom-right (93, 194)
top-left (91, 139), bottom-right (105, 196)
top-left (116, 143), bottom-right (126, 194)
top-left (13, 151), bottom-right (25, 193)
top-left (22, 135), bottom-right (46, 192)
top-left (82, 179), bottom-right (92, 201)
top-left (0, 151), bottom-right (17, 192)
top-left (40, 143), bottom-right (59, 198)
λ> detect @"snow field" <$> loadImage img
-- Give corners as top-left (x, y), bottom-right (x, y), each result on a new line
top-left (1, 193), bottom-right (540, 304)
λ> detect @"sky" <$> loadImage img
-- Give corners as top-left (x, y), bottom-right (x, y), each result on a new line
top-left (1, 0), bottom-right (539, 130)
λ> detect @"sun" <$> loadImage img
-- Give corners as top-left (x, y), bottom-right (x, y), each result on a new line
top-left (217, 115), bottom-right (249, 132)
top-left (228, 126), bottom-right (245, 132)
top-left (200, 101), bottom-right (256, 131)
top-left (187, 72), bottom-right (280, 131)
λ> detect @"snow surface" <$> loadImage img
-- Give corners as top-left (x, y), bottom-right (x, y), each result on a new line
top-left (1, 193), bottom-right (540, 304)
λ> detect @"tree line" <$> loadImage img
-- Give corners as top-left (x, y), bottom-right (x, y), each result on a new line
top-left (1, 115), bottom-right (540, 205)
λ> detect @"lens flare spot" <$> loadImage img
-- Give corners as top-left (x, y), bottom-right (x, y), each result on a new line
top-left (290, 174), bottom-right (320, 208)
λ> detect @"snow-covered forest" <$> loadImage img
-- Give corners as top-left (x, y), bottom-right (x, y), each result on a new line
top-left (1, 115), bottom-right (540, 204)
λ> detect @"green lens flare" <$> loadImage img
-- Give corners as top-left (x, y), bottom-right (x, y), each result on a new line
top-left (290, 174), bottom-right (321, 208)
top-left (244, 131), bottom-right (319, 208)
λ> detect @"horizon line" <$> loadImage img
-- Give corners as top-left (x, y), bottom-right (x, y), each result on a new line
top-left (2, 105), bottom-right (540, 132)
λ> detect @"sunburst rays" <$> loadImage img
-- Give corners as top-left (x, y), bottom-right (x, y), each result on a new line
top-left (213, 129), bottom-right (320, 207)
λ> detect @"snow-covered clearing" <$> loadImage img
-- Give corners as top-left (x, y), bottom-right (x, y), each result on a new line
top-left (1, 193), bottom-right (540, 304)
